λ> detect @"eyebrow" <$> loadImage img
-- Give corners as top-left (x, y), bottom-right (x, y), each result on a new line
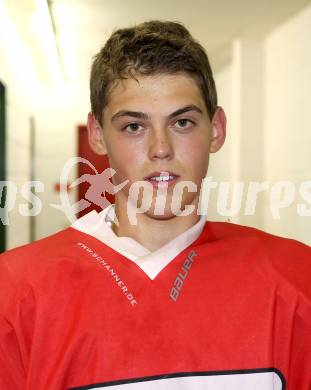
top-left (110, 104), bottom-right (203, 123)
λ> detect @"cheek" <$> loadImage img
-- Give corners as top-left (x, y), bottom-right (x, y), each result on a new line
top-left (178, 135), bottom-right (210, 166)
top-left (105, 142), bottom-right (145, 182)
top-left (191, 157), bottom-right (210, 183)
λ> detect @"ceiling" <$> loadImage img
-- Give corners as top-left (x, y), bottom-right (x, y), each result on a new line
top-left (51, 0), bottom-right (311, 79)
top-left (3, 0), bottom-right (311, 118)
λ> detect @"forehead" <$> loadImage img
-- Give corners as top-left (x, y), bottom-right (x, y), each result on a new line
top-left (104, 72), bottom-right (207, 116)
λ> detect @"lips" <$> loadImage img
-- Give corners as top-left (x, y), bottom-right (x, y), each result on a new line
top-left (144, 171), bottom-right (180, 188)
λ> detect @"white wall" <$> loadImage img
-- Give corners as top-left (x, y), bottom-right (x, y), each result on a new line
top-left (0, 2), bottom-right (79, 249)
top-left (0, 1), bottom-right (39, 249)
top-left (263, 3), bottom-right (311, 245)
top-left (210, 38), bottom-right (265, 229)
top-left (212, 3), bottom-right (311, 245)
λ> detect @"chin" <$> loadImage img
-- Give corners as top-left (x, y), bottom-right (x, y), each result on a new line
top-left (144, 208), bottom-right (177, 221)
top-left (146, 197), bottom-right (198, 220)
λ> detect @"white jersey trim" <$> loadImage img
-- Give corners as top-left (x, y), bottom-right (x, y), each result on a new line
top-left (72, 205), bottom-right (206, 280)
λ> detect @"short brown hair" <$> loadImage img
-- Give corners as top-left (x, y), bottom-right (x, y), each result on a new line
top-left (90, 20), bottom-right (218, 124)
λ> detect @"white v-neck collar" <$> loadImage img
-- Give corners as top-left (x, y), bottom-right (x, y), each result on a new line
top-left (72, 205), bottom-right (206, 280)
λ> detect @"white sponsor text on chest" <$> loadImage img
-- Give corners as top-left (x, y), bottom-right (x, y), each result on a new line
top-left (77, 242), bottom-right (138, 306)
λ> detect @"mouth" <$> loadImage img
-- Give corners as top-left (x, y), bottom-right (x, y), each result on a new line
top-left (144, 171), bottom-right (180, 188)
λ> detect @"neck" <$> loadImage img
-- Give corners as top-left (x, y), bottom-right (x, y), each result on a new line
top-left (112, 200), bottom-right (200, 251)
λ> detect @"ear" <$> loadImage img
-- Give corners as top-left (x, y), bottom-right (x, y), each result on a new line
top-left (209, 106), bottom-right (227, 153)
top-left (87, 112), bottom-right (107, 155)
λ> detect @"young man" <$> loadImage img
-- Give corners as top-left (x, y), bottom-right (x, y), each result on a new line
top-left (0, 20), bottom-right (310, 390)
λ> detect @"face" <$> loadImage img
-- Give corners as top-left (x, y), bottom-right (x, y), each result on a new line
top-left (88, 72), bottom-right (226, 219)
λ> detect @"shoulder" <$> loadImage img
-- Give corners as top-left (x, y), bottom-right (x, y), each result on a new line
top-left (206, 220), bottom-right (311, 256)
top-left (0, 227), bottom-right (89, 284)
top-left (204, 221), bottom-right (311, 300)
top-left (206, 219), bottom-right (310, 248)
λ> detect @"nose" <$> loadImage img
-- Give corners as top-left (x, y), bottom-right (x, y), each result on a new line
top-left (148, 128), bottom-right (174, 161)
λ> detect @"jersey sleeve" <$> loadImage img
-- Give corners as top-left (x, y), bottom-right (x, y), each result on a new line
top-left (290, 246), bottom-right (311, 389)
top-left (0, 256), bottom-right (28, 389)
top-left (289, 303), bottom-right (311, 389)
top-left (270, 237), bottom-right (311, 388)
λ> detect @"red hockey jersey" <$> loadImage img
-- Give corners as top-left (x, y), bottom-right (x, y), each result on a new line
top-left (0, 221), bottom-right (311, 389)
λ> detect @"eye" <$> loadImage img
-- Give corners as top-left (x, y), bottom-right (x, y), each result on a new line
top-left (122, 123), bottom-right (144, 133)
top-left (174, 118), bottom-right (195, 129)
